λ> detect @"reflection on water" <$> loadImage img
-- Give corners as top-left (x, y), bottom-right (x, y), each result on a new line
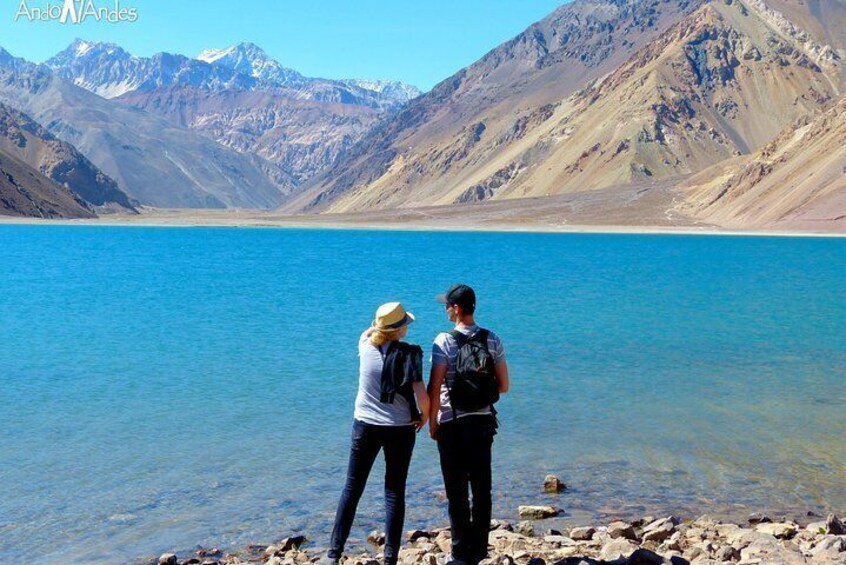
top-left (0, 226), bottom-right (844, 564)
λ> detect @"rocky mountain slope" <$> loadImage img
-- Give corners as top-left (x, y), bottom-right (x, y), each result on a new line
top-left (47, 41), bottom-right (419, 184)
top-left (287, 0), bottom-right (845, 224)
top-left (678, 96), bottom-right (846, 230)
top-left (0, 149), bottom-right (94, 219)
top-left (0, 102), bottom-right (135, 212)
top-left (115, 86), bottom-right (381, 184)
top-left (0, 48), bottom-right (292, 209)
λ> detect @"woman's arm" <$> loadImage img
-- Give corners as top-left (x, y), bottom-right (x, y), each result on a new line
top-left (412, 381), bottom-right (429, 431)
top-left (428, 364), bottom-right (446, 439)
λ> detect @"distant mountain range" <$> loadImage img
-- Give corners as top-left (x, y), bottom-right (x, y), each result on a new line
top-left (0, 40), bottom-right (421, 214)
top-left (2, 1), bottom-right (845, 230)
top-left (288, 0), bottom-right (846, 231)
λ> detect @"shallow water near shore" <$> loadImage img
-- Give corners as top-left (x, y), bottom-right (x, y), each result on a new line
top-left (1, 225), bottom-right (845, 564)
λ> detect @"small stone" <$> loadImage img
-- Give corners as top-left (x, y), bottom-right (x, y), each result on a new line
top-left (600, 537), bottom-right (639, 561)
top-left (526, 558), bottom-right (545, 565)
top-left (608, 521), bottom-right (638, 541)
top-left (714, 545), bottom-right (739, 561)
top-left (435, 535), bottom-right (451, 553)
top-left (542, 475), bottom-right (565, 493)
top-left (827, 513), bottom-right (846, 535)
top-left (489, 520), bottom-right (513, 531)
top-left (515, 520), bottom-right (534, 537)
top-left (755, 521), bottom-right (797, 539)
top-left (642, 517), bottom-right (677, 543)
top-left (279, 536), bottom-right (307, 551)
top-left (569, 526), bottom-right (595, 541)
top-left (661, 531), bottom-right (682, 552)
top-left (158, 554), bottom-right (178, 565)
top-left (265, 545), bottom-right (281, 557)
top-left (544, 528), bottom-right (561, 536)
top-left (479, 556), bottom-right (514, 565)
top-left (542, 535), bottom-right (576, 547)
top-left (739, 535), bottom-right (781, 561)
top-left (406, 529), bottom-right (432, 542)
top-left (518, 505), bottom-right (559, 519)
top-left (367, 530), bottom-right (386, 546)
top-left (632, 516), bottom-right (655, 528)
top-left (747, 512), bottom-right (771, 524)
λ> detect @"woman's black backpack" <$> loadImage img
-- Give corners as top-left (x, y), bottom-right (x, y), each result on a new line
top-left (446, 329), bottom-right (500, 413)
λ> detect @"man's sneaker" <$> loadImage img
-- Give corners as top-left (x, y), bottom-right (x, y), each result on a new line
top-left (316, 555), bottom-right (340, 565)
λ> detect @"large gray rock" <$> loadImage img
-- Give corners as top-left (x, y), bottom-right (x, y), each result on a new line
top-left (812, 534), bottom-right (846, 557)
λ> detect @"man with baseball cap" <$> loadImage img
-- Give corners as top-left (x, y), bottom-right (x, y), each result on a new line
top-left (429, 284), bottom-right (510, 565)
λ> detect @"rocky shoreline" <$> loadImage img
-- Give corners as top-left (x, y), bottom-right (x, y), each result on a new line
top-left (147, 510), bottom-right (846, 565)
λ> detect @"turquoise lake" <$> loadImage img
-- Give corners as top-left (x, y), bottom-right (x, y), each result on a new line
top-left (1, 225), bottom-right (844, 564)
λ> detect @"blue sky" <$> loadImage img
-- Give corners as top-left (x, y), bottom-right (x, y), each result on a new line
top-left (1, 0), bottom-right (565, 91)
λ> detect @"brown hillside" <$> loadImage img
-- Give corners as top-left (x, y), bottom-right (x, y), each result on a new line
top-left (677, 96), bottom-right (846, 229)
top-left (287, 0), bottom-right (844, 222)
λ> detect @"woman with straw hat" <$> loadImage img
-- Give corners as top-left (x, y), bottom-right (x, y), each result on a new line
top-left (324, 302), bottom-right (429, 565)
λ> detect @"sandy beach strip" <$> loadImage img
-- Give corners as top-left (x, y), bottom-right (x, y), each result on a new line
top-left (2, 183), bottom-right (846, 237)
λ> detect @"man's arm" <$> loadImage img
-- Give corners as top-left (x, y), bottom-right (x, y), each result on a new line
top-left (495, 360), bottom-right (509, 394)
top-left (428, 364), bottom-right (446, 439)
top-left (412, 381), bottom-right (429, 431)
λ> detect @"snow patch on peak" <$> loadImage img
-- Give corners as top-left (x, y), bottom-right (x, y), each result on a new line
top-left (196, 46), bottom-right (231, 64)
top-left (196, 42), bottom-right (304, 87)
top-left (72, 39), bottom-right (95, 56)
top-left (342, 79), bottom-right (422, 102)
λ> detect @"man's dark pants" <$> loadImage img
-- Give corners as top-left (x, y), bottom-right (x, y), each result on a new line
top-left (437, 415), bottom-right (496, 564)
top-left (329, 419), bottom-right (416, 565)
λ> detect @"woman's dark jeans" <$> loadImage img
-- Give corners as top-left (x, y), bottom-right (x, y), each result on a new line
top-left (329, 419), bottom-right (416, 564)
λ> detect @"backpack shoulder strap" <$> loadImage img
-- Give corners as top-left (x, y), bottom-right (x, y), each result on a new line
top-left (449, 330), bottom-right (468, 346)
top-left (471, 328), bottom-right (491, 352)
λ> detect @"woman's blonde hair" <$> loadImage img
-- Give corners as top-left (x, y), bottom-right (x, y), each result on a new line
top-left (370, 327), bottom-right (402, 347)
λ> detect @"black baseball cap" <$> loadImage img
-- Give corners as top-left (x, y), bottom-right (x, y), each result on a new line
top-left (435, 284), bottom-right (476, 310)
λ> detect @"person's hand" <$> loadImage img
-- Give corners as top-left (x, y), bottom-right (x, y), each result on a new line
top-left (429, 421), bottom-right (439, 441)
top-left (414, 413), bottom-right (428, 433)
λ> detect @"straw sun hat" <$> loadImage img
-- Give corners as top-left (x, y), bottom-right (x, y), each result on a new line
top-left (371, 302), bottom-right (415, 332)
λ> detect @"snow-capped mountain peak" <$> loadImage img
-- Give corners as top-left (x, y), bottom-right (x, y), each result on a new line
top-left (341, 79), bottom-right (421, 102)
top-left (197, 42), bottom-right (305, 87)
